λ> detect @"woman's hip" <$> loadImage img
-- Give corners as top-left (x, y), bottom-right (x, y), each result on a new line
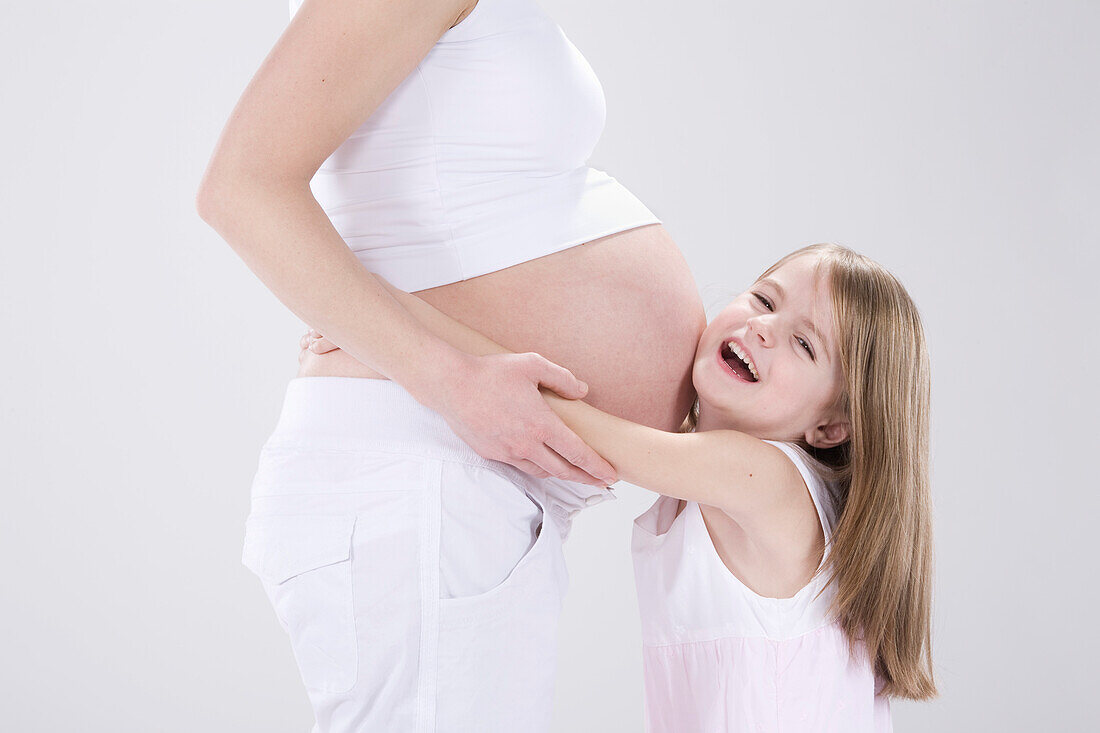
top-left (241, 377), bottom-right (569, 729)
top-left (251, 376), bottom-right (615, 531)
top-left (255, 376), bottom-right (497, 464)
top-left (245, 377), bottom-right (566, 599)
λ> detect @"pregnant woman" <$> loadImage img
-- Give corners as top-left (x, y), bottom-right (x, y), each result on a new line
top-left (196, 0), bottom-right (704, 731)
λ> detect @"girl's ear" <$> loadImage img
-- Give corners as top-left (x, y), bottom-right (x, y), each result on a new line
top-left (805, 418), bottom-right (850, 450)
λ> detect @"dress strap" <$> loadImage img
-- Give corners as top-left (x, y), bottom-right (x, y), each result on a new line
top-left (761, 440), bottom-right (835, 542)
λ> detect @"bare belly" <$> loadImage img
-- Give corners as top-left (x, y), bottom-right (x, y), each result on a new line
top-left (297, 224), bottom-right (706, 432)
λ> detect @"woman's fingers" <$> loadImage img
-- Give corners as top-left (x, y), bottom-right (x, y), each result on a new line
top-left (511, 459), bottom-right (551, 480)
top-left (432, 352), bottom-right (614, 488)
top-left (543, 421), bottom-right (618, 486)
top-left (525, 353), bottom-right (588, 400)
top-left (521, 353), bottom-right (616, 485)
top-left (527, 443), bottom-right (609, 487)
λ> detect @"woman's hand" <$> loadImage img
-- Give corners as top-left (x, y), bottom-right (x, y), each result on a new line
top-left (300, 330), bottom-right (619, 488)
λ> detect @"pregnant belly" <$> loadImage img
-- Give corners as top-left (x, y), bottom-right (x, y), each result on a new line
top-left (297, 224), bottom-right (706, 432)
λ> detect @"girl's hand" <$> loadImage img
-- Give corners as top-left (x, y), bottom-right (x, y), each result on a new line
top-left (297, 330), bottom-right (618, 488)
top-left (299, 328), bottom-right (339, 361)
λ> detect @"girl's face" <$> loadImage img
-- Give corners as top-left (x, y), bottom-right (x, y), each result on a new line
top-left (692, 254), bottom-right (849, 447)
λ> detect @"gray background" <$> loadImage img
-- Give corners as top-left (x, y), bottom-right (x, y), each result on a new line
top-left (2, 0), bottom-right (1097, 730)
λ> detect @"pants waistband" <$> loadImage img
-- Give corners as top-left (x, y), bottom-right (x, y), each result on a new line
top-left (263, 377), bottom-right (616, 525)
top-left (267, 377), bottom-right (497, 465)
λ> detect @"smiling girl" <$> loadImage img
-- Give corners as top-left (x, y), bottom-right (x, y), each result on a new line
top-left (305, 242), bottom-right (936, 731)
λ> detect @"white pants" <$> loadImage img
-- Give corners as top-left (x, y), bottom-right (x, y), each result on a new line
top-left (242, 377), bottom-right (614, 733)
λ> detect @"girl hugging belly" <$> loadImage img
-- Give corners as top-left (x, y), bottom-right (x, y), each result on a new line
top-left (300, 222), bottom-right (707, 433)
top-left (306, 242), bottom-right (935, 731)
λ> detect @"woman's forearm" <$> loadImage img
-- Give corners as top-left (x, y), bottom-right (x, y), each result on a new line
top-left (200, 181), bottom-right (614, 484)
top-left (197, 179), bottom-right (470, 407)
top-left (195, 0), bottom-right (615, 486)
top-left (373, 276), bottom-right (513, 358)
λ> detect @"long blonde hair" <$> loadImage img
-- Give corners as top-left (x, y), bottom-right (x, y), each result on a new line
top-left (685, 243), bottom-right (936, 699)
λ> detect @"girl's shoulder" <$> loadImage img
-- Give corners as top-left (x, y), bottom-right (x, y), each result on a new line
top-left (758, 439), bottom-right (837, 537)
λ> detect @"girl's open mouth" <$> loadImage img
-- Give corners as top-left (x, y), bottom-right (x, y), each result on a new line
top-left (719, 341), bottom-right (758, 383)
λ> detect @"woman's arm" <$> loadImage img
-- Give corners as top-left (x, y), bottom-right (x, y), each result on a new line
top-left (361, 279), bottom-right (807, 521)
top-left (195, 0), bottom-right (616, 487)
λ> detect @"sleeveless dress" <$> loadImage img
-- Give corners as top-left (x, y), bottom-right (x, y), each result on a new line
top-left (631, 440), bottom-right (893, 732)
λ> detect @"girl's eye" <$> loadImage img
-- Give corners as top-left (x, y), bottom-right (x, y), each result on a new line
top-left (753, 292), bottom-right (814, 360)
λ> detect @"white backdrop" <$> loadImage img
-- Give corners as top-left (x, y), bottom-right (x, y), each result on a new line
top-left (2, 1), bottom-right (1098, 730)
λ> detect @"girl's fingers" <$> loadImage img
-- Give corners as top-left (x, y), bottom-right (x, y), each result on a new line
top-left (300, 330), bottom-right (338, 356)
top-left (309, 336), bottom-right (339, 354)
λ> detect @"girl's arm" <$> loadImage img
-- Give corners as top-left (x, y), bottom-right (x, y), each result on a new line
top-left (195, 0), bottom-right (615, 487)
top-left (368, 279), bottom-right (807, 521)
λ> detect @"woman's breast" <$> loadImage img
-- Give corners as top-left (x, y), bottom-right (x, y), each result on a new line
top-left (297, 224), bottom-right (706, 432)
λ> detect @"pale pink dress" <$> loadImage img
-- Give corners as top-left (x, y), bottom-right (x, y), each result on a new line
top-left (631, 440), bottom-right (892, 733)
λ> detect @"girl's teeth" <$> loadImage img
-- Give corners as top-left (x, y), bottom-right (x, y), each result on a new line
top-left (727, 341), bottom-right (759, 381)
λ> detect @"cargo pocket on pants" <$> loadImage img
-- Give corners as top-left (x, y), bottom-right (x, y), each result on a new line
top-left (434, 494), bottom-right (568, 733)
top-left (242, 513), bottom-right (358, 695)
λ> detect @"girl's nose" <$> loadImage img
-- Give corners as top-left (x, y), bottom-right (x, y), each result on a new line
top-left (747, 316), bottom-right (773, 346)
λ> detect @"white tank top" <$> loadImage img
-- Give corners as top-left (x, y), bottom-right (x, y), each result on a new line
top-left (631, 440), bottom-right (892, 732)
top-left (289, 0), bottom-right (660, 292)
